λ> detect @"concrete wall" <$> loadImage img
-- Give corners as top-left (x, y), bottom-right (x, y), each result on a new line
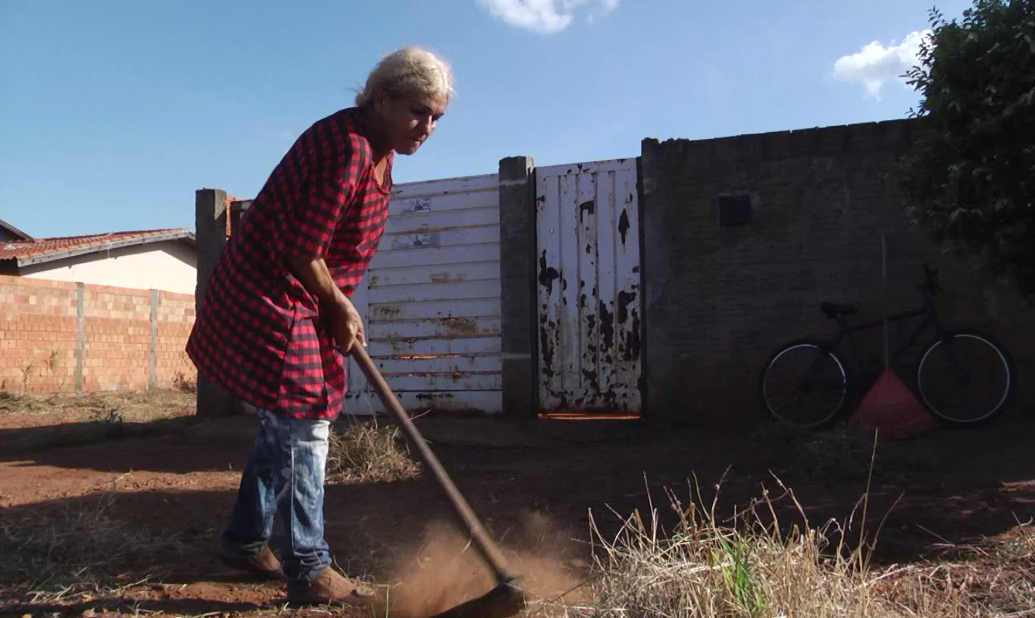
top-left (20, 241), bottom-right (197, 294)
top-left (640, 118), bottom-right (1033, 426)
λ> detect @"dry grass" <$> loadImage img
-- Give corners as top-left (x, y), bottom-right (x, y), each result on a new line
top-left (579, 481), bottom-right (905, 617)
top-left (0, 389), bottom-right (195, 423)
top-left (0, 390), bottom-right (197, 454)
top-left (570, 465), bottom-right (1035, 617)
top-left (871, 522), bottom-right (1035, 617)
top-left (0, 482), bottom-right (183, 606)
top-left (327, 417), bottom-right (421, 484)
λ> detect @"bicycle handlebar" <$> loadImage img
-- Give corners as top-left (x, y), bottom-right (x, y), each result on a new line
top-left (921, 263), bottom-right (943, 295)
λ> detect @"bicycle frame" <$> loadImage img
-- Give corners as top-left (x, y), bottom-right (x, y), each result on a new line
top-left (768, 266), bottom-right (994, 427)
top-left (820, 289), bottom-right (959, 378)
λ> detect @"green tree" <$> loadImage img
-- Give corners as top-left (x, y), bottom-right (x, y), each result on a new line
top-left (902, 1), bottom-right (1035, 296)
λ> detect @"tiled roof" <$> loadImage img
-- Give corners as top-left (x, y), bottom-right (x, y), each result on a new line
top-left (0, 229), bottom-right (194, 264)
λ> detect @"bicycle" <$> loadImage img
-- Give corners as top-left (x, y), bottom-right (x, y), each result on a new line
top-left (759, 264), bottom-right (1015, 429)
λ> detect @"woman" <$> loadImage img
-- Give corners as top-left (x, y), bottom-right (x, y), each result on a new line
top-left (186, 46), bottom-right (453, 605)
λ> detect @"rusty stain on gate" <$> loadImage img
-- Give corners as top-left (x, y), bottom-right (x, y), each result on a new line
top-left (536, 159), bottom-right (642, 412)
top-left (345, 173), bottom-right (504, 416)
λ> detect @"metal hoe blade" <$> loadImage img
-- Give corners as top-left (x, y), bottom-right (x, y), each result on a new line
top-left (429, 576), bottom-right (526, 618)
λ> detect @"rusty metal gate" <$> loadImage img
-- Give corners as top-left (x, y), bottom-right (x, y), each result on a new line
top-left (535, 158), bottom-right (643, 412)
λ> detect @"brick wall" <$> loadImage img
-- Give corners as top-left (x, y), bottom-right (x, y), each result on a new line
top-left (0, 278), bottom-right (78, 392)
top-left (0, 275), bottom-right (196, 393)
top-left (155, 291), bottom-right (197, 388)
top-left (82, 286), bottom-right (151, 391)
top-left (640, 119), bottom-right (1033, 426)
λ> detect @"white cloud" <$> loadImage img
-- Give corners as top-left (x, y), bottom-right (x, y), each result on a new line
top-left (832, 30), bottom-right (932, 100)
top-left (476, 0), bottom-right (619, 34)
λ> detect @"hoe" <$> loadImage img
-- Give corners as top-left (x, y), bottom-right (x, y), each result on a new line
top-left (351, 344), bottom-right (526, 618)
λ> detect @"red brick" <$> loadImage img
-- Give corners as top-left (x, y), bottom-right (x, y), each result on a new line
top-left (1, 256), bottom-right (194, 394)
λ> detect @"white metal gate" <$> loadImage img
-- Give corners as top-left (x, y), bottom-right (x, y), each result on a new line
top-left (345, 174), bottom-right (503, 415)
top-left (535, 159), bottom-right (642, 412)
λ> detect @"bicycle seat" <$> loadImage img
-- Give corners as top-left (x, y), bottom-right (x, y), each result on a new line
top-left (820, 302), bottom-right (858, 319)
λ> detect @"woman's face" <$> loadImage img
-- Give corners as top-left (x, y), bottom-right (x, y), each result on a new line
top-left (375, 90), bottom-right (448, 156)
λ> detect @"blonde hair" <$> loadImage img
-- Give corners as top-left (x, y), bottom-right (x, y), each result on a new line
top-left (355, 46), bottom-right (455, 108)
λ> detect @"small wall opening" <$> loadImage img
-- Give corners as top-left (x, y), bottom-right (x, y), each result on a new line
top-left (718, 193), bottom-right (753, 227)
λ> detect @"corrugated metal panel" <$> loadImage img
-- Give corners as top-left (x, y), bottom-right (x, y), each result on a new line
top-left (346, 390), bottom-right (502, 416)
top-left (536, 159), bottom-right (642, 412)
top-left (345, 173), bottom-right (502, 416)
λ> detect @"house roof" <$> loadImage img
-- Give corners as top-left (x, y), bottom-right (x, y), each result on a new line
top-left (0, 228), bottom-right (196, 268)
top-left (0, 218), bottom-right (32, 241)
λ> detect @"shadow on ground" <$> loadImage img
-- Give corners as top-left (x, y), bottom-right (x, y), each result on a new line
top-left (0, 416), bottom-right (204, 461)
top-left (4, 412), bottom-right (1035, 560)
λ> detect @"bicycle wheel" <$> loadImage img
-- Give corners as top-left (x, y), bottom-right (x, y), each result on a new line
top-left (916, 329), bottom-right (1014, 427)
top-left (760, 340), bottom-right (849, 428)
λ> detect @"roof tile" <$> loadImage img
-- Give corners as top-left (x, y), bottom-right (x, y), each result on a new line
top-left (0, 229), bottom-right (190, 261)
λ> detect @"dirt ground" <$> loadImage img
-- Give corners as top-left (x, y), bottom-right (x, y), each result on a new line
top-left (1, 391), bottom-right (1034, 617)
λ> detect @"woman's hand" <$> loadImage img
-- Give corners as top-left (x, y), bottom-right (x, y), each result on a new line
top-left (326, 294), bottom-right (366, 354)
top-left (285, 254), bottom-right (366, 355)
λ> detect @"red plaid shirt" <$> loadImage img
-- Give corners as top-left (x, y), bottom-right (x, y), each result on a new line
top-left (187, 107), bottom-right (393, 420)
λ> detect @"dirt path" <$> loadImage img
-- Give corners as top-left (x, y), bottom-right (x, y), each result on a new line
top-left (2, 402), bottom-right (1034, 616)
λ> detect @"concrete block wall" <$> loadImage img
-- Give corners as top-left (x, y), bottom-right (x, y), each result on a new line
top-left (0, 275), bottom-right (196, 393)
top-left (640, 118), bottom-right (1032, 426)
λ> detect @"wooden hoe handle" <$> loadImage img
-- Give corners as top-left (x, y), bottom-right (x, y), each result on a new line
top-left (349, 344), bottom-right (517, 585)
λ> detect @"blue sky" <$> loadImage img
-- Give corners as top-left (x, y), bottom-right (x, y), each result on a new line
top-left (0, 0), bottom-right (972, 238)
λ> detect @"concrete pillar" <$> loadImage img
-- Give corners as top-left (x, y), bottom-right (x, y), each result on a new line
top-left (498, 157), bottom-right (538, 418)
top-left (639, 139), bottom-right (675, 419)
top-left (195, 188), bottom-right (228, 314)
top-left (194, 188), bottom-right (235, 417)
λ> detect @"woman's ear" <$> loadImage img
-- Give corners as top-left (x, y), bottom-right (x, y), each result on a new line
top-left (372, 87), bottom-right (390, 112)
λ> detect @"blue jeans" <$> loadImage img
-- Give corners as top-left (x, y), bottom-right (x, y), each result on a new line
top-left (220, 409), bottom-right (332, 583)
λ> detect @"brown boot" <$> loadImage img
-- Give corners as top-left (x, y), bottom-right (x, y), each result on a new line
top-left (217, 544), bottom-right (286, 581)
top-left (287, 567), bottom-right (372, 606)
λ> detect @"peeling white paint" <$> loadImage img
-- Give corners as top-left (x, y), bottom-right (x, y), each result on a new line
top-left (536, 159), bottom-right (642, 412)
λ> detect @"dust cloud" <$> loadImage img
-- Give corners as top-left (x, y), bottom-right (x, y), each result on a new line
top-left (382, 511), bottom-right (594, 617)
